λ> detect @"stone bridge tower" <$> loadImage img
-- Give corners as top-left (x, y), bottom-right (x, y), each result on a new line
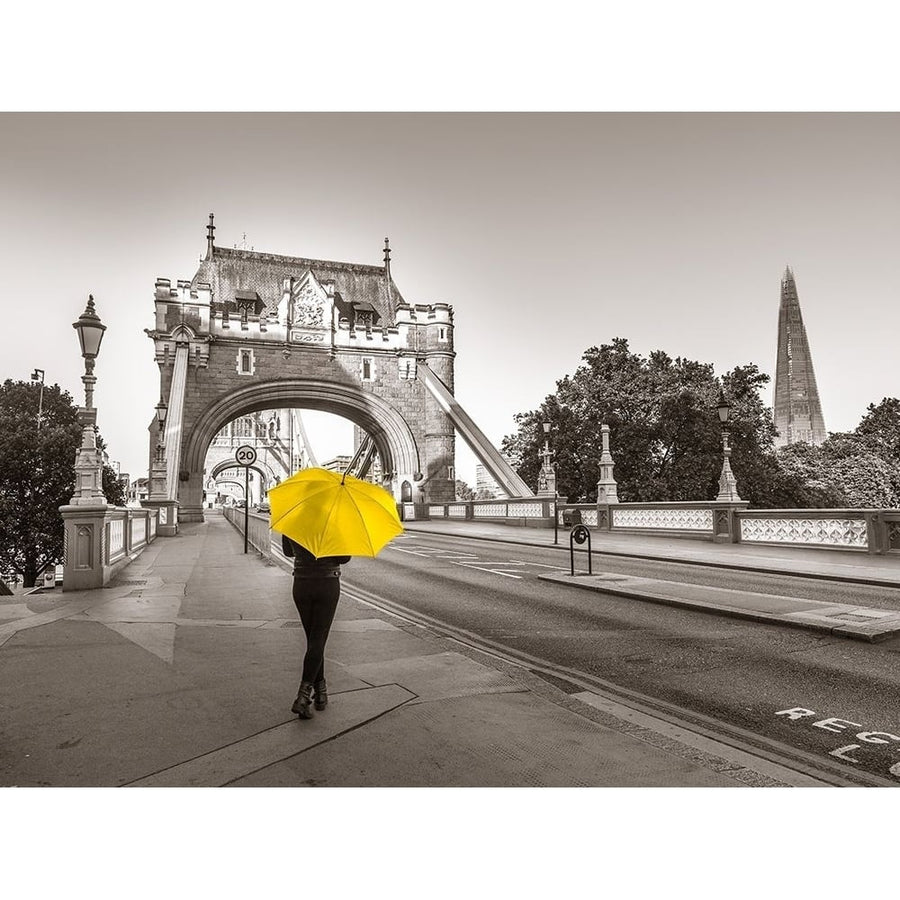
top-left (147, 218), bottom-right (459, 522)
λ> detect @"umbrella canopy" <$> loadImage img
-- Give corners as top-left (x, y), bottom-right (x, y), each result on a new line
top-left (268, 467), bottom-right (404, 558)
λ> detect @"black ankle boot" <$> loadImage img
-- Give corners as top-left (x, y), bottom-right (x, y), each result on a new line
top-left (291, 681), bottom-right (315, 719)
top-left (314, 679), bottom-right (328, 710)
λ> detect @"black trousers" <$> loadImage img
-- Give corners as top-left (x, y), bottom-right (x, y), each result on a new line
top-left (292, 575), bottom-right (341, 684)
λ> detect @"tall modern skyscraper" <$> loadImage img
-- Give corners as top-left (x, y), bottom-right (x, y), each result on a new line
top-left (773, 266), bottom-right (827, 447)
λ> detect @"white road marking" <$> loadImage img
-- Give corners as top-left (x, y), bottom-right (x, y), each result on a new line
top-left (451, 562), bottom-right (522, 579)
top-left (775, 706), bottom-right (900, 779)
top-left (510, 558), bottom-right (568, 570)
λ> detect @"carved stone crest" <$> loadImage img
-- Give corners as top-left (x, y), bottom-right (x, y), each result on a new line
top-left (292, 282), bottom-right (325, 329)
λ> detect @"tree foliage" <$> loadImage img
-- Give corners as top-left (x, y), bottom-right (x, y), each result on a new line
top-left (501, 338), bottom-right (810, 506)
top-left (776, 399), bottom-right (900, 508)
top-left (0, 379), bottom-right (125, 587)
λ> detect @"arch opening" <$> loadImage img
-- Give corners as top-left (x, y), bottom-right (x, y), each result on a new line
top-left (179, 379), bottom-right (423, 521)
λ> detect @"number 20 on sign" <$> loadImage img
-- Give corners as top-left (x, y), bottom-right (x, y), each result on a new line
top-left (236, 445), bottom-right (257, 467)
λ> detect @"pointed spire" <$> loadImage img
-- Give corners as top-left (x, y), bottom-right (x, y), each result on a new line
top-left (383, 237), bottom-right (394, 309)
top-left (773, 266), bottom-right (826, 447)
top-left (206, 213), bottom-right (215, 260)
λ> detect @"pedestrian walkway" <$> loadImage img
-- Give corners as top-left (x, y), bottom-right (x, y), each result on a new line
top-left (0, 511), bottom-right (840, 787)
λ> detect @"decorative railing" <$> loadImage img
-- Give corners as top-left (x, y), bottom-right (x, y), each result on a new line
top-left (735, 509), bottom-right (895, 553)
top-left (103, 507), bottom-right (157, 566)
top-left (426, 499), bottom-right (555, 523)
top-left (611, 505), bottom-right (714, 532)
top-left (223, 507), bottom-right (279, 556)
top-left (107, 518), bottom-right (125, 562)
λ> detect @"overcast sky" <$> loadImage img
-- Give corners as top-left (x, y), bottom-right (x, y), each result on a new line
top-left (2, 112), bottom-right (898, 484)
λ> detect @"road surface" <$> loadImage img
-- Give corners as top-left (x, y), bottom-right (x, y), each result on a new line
top-left (343, 531), bottom-right (900, 785)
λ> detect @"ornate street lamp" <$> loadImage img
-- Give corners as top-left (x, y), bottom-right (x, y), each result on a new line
top-left (69, 295), bottom-right (108, 505)
top-left (155, 398), bottom-right (168, 462)
top-left (715, 389), bottom-right (742, 502)
top-left (31, 368), bottom-right (45, 429)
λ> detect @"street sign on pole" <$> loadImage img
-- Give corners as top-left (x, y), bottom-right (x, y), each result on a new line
top-left (235, 444), bottom-right (257, 554)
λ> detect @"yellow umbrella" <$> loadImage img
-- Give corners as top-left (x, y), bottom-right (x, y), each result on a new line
top-left (268, 467), bottom-right (404, 558)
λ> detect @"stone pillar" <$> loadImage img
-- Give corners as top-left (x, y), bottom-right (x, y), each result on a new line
top-left (596, 423), bottom-right (619, 504)
top-left (422, 352), bottom-right (456, 504)
top-left (60, 504), bottom-right (108, 591)
top-left (145, 426), bottom-right (178, 536)
top-left (716, 430), bottom-right (742, 502)
top-left (70, 405), bottom-right (107, 506)
top-left (536, 429), bottom-right (556, 499)
top-left (142, 498), bottom-right (178, 537)
top-left (712, 501), bottom-right (749, 543)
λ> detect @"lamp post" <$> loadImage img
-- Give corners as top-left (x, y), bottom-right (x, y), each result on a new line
top-left (542, 421), bottom-right (559, 545)
top-left (715, 389), bottom-right (742, 502)
top-left (70, 295), bottom-right (108, 505)
top-left (155, 398), bottom-right (168, 462)
top-left (31, 369), bottom-right (45, 429)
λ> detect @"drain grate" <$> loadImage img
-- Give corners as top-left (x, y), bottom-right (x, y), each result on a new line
top-left (116, 579), bottom-right (147, 586)
top-left (281, 621), bottom-right (303, 628)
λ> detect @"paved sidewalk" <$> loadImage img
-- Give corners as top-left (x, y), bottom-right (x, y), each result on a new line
top-left (0, 512), bottom-right (835, 787)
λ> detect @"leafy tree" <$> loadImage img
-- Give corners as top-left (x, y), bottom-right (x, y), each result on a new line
top-left (455, 480), bottom-right (476, 501)
top-left (501, 339), bottom-right (813, 507)
top-left (0, 379), bottom-right (125, 587)
top-left (774, 399), bottom-right (900, 509)
top-left (855, 398), bottom-right (900, 462)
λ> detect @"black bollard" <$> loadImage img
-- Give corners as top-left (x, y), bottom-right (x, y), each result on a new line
top-left (569, 525), bottom-right (592, 576)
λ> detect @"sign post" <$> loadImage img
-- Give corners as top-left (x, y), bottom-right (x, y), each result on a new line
top-left (235, 444), bottom-right (257, 554)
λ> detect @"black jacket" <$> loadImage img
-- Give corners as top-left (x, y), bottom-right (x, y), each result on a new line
top-left (281, 535), bottom-right (350, 576)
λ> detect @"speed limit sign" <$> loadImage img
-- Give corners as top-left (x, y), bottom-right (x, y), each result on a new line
top-left (235, 445), bottom-right (257, 467)
top-left (235, 445), bottom-right (257, 555)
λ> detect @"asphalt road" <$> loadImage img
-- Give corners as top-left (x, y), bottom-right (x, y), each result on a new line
top-left (343, 531), bottom-right (900, 785)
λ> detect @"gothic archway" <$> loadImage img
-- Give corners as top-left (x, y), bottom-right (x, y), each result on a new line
top-left (178, 379), bottom-right (423, 521)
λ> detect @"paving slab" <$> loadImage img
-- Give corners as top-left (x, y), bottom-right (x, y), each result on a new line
top-left (127, 684), bottom-right (416, 787)
top-left (346, 650), bottom-right (522, 702)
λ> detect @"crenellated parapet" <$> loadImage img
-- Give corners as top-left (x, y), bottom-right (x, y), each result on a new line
top-left (146, 278), bottom-right (211, 368)
top-left (148, 269), bottom-right (457, 363)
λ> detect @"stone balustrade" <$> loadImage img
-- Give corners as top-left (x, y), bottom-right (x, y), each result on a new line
top-left (414, 498), bottom-right (556, 526)
top-left (60, 505), bottom-right (159, 591)
top-left (736, 508), bottom-right (900, 554)
top-left (403, 496), bottom-right (900, 556)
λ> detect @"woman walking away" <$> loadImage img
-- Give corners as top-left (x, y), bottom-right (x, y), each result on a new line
top-left (282, 534), bottom-right (350, 719)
